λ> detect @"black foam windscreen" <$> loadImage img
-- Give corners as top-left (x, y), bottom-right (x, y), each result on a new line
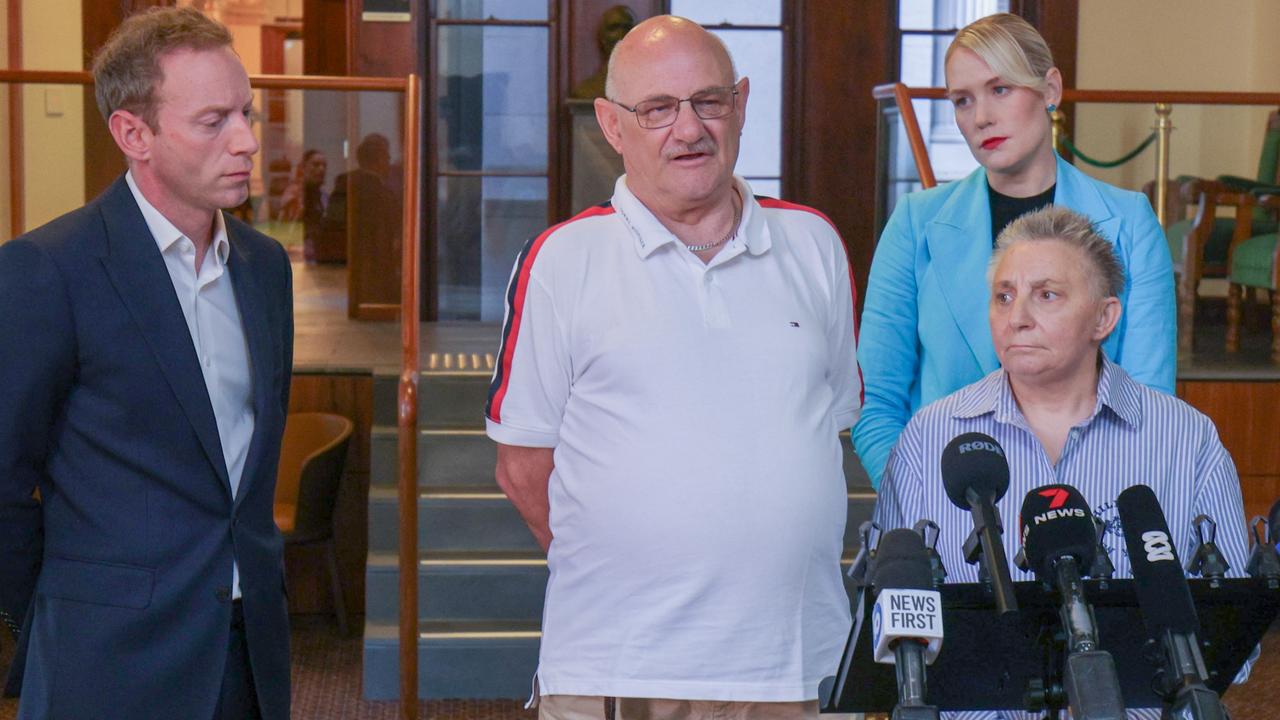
top-left (1018, 484), bottom-right (1098, 578)
top-left (871, 528), bottom-right (935, 592)
top-left (940, 432), bottom-right (1010, 510)
top-left (1269, 497), bottom-right (1280, 545)
top-left (1116, 484), bottom-right (1200, 636)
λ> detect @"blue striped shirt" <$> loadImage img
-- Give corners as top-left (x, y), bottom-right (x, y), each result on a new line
top-left (872, 355), bottom-right (1253, 720)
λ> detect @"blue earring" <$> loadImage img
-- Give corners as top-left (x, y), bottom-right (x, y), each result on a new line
top-left (1046, 104), bottom-right (1058, 113)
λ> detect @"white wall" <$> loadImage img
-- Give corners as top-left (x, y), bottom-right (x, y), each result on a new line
top-left (1075, 0), bottom-right (1280, 190)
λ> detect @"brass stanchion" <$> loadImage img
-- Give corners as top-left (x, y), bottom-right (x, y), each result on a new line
top-left (1153, 103), bottom-right (1174, 227)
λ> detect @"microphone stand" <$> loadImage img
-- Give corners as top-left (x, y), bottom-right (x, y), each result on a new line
top-left (890, 641), bottom-right (940, 720)
top-left (1052, 556), bottom-right (1126, 720)
top-left (961, 488), bottom-right (1017, 613)
top-left (1156, 629), bottom-right (1228, 720)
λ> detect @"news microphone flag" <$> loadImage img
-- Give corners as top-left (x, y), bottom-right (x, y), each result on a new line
top-left (871, 529), bottom-right (943, 665)
top-left (1018, 483), bottom-right (1098, 580)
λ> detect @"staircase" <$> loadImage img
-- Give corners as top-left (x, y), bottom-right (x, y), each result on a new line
top-left (361, 353), bottom-right (877, 699)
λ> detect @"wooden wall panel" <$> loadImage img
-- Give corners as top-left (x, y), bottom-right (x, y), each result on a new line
top-left (303, 0), bottom-right (350, 75)
top-left (788, 0), bottom-right (895, 313)
top-left (285, 372), bottom-right (373, 616)
top-left (1179, 380), bottom-right (1280, 525)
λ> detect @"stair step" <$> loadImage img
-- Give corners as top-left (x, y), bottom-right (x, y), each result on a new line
top-left (368, 486), bottom-right (542, 554)
top-left (371, 427), bottom-right (497, 488)
top-left (368, 486), bottom-right (877, 555)
top-left (363, 619), bottom-right (540, 700)
top-left (365, 550), bottom-right (548, 625)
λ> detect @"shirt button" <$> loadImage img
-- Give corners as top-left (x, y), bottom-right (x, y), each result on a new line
top-left (214, 586), bottom-right (231, 602)
top-left (203, 356), bottom-right (212, 368)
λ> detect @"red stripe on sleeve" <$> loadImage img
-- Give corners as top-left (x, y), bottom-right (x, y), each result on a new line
top-left (488, 204), bottom-right (616, 424)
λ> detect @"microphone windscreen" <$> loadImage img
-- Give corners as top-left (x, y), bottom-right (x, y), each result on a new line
top-left (1116, 484), bottom-right (1199, 635)
top-left (872, 528), bottom-right (935, 592)
top-left (1018, 484), bottom-right (1098, 578)
top-left (940, 432), bottom-right (1010, 510)
top-left (1268, 497), bottom-right (1280, 544)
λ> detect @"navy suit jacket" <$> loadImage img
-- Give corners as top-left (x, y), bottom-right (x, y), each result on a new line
top-left (0, 176), bottom-right (293, 719)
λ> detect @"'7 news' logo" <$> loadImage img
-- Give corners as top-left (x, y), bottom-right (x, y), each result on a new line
top-left (1142, 530), bottom-right (1175, 562)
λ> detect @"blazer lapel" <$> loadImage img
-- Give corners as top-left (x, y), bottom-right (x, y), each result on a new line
top-left (96, 178), bottom-right (231, 493)
top-left (1057, 156), bottom-right (1120, 245)
top-left (226, 226), bottom-right (276, 508)
top-left (924, 170), bottom-right (1001, 373)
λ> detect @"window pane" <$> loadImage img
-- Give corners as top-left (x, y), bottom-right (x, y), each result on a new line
top-left (898, 0), bottom-right (1010, 32)
top-left (438, 0), bottom-right (548, 21)
top-left (712, 29), bottom-right (781, 179)
top-left (670, 1), bottom-right (780, 26)
top-left (438, 25), bottom-right (548, 173)
top-left (747, 178), bottom-right (782, 200)
top-left (437, 176), bottom-right (548, 321)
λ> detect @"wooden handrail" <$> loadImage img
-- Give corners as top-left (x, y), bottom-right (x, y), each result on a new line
top-left (874, 83), bottom-right (1280, 106)
top-left (0, 68), bottom-right (406, 91)
top-left (891, 83), bottom-right (935, 189)
top-left (396, 73), bottom-right (422, 720)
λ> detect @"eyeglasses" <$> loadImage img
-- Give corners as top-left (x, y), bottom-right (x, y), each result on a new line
top-left (610, 85), bottom-right (739, 129)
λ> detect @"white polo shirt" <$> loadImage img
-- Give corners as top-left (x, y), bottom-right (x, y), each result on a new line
top-left (486, 175), bottom-right (862, 702)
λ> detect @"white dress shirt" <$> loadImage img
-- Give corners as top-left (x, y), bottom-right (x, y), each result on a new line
top-left (126, 171), bottom-right (255, 599)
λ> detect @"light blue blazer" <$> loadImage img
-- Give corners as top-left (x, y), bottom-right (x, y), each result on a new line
top-left (853, 154), bottom-right (1176, 488)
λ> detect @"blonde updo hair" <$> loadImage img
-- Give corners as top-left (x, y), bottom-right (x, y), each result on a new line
top-left (946, 13), bottom-right (1054, 94)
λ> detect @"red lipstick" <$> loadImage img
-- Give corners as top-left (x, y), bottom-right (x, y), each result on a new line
top-left (981, 137), bottom-right (1008, 150)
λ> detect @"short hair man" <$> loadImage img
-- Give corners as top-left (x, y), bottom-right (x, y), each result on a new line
top-left (0, 8), bottom-right (292, 719)
top-left (486, 15), bottom-right (862, 720)
top-left (873, 205), bottom-right (1250, 719)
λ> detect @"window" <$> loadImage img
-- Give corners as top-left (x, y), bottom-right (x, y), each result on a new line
top-left (887, 0), bottom-right (1009, 212)
top-left (670, 1), bottom-right (784, 199)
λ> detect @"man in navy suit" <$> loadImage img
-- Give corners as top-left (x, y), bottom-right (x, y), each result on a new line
top-left (0, 8), bottom-right (292, 719)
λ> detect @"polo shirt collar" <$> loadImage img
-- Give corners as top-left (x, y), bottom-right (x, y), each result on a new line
top-left (951, 353), bottom-right (1142, 430)
top-left (126, 169), bottom-right (230, 266)
top-left (611, 174), bottom-right (770, 259)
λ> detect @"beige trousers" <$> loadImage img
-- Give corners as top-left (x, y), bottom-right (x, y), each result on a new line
top-left (538, 694), bottom-right (821, 720)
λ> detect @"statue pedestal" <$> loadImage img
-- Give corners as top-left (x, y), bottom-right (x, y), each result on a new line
top-left (568, 99), bottom-right (624, 214)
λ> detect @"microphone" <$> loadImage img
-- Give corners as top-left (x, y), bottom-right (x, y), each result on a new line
top-left (1186, 514), bottom-right (1230, 587)
top-left (1019, 484), bottom-right (1126, 720)
top-left (939, 432), bottom-right (1017, 613)
top-left (1246, 515), bottom-right (1280, 588)
top-left (1116, 485), bottom-right (1228, 720)
top-left (871, 529), bottom-right (943, 720)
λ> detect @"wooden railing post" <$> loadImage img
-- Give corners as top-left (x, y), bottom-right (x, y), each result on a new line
top-left (397, 73), bottom-right (422, 720)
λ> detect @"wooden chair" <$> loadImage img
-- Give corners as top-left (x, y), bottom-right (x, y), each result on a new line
top-left (275, 412), bottom-right (355, 634)
top-left (1149, 109), bottom-right (1280, 352)
top-left (1226, 193), bottom-right (1280, 363)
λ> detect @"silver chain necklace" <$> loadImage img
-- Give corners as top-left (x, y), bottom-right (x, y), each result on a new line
top-left (684, 192), bottom-right (741, 253)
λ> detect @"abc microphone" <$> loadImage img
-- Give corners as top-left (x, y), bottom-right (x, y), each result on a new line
top-left (871, 529), bottom-right (943, 720)
top-left (940, 432), bottom-right (1017, 613)
top-left (1019, 484), bottom-right (1126, 720)
top-left (1116, 485), bottom-right (1228, 720)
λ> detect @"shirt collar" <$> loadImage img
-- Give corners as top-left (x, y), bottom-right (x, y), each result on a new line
top-left (951, 353), bottom-right (1142, 430)
top-left (125, 170), bottom-right (230, 266)
top-left (610, 175), bottom-right (770, 259)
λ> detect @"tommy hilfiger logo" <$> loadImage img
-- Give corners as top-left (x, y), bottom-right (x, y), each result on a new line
top-left (788, 321), bottom-right (800, 327)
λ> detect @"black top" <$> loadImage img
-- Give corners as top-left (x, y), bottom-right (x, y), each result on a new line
top-left (988, 182), bottom-right (1056, 245)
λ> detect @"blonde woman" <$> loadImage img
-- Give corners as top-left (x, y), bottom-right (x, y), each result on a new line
top-left (854, 13), bottom-right (1175, 488)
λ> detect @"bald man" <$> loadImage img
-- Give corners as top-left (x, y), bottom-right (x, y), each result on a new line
top-left (485, 16), bottom-right (862, 720)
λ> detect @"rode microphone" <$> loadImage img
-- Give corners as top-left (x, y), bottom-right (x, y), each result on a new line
top-left (939, 433), bottom-right (1017, 613)
top-left (870, 529), bottom-right (943, 720)
top-left (1116, 485), bottom-right (1228, 720)
top-left (1019, 484), bottom-right (1126, 720)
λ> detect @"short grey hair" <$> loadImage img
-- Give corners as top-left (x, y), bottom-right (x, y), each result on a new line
top-left (989, 205), bottom-right (1126, 299)
top-left (603, 20), bottom-right (738, 101)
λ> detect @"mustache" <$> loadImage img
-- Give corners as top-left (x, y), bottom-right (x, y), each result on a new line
top-left (664, 137), bottom-right (717, 160)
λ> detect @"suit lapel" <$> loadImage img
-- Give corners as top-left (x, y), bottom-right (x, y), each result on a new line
top-left (1057, 156), bottom-right (1120, 246)
top-left (96, 178), bottom-right (231, 493)
top-left (226, 225), bottom-right (276, 508)
top-left (924, 170), bottom-right (1001, 373)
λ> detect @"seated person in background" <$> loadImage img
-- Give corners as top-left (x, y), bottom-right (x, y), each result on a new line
top-left (853, 12), bottom-right (1175, 490)
top-left (872, 205), bottom-right (1253, 718)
